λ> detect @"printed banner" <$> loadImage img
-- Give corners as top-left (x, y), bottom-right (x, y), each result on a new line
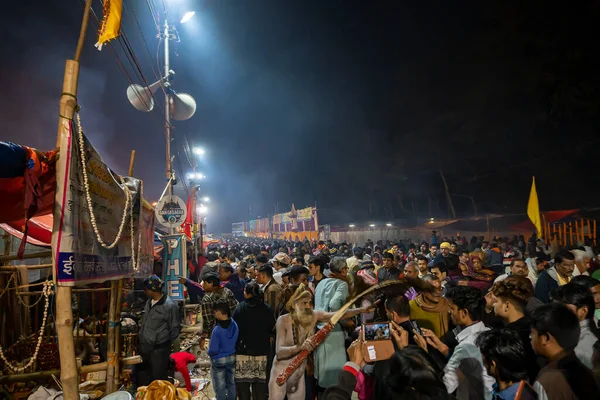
top-left (52, 120), bottom-right (154, 286)
top-left (162, 234), bottom-right (187, 301)
top-left (272, 206), bottom-right (318, 233)
top-left (232, 205), bottom-right (319, 237)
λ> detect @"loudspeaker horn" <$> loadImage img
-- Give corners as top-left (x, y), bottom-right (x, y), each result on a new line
top-left (169, 92), bottom-right (197, 121)
top-left (126, 77), bottom-right (165, 112)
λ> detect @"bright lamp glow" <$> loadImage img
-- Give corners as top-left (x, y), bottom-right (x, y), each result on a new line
top-left (369, 224), bottom-right (376, 228)
top-left (188, 173), bottom-right (205, 180)
top-left (349, 224), bottom-right (355, 228)
top-left (197, 204), bottom-right (208, 214)
top-left (202, 197), bottom-right (210, 202)
top-left (180, 11), bottom-right (196, 24)
top-left (193, 147), bottom-right (205, 156)
top-left (386, 223), bottom-right (392, 227)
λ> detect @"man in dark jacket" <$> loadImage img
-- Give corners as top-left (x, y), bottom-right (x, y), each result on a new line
top-left (535, 250), bottom-right (575, 303)
top-left (430, 242), bottom-right (459, 274)
top-left (137, 275), bottom-right (181, 385)
top-left (530, 303), bottom-right (600, 399)
top-left (219, 263), bottom-right (246, 302)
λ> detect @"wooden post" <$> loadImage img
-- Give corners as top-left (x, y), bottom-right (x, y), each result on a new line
top-left (568, 223), bottom-right (573, 247)
top-left (580, 218), bottom-right (585, 245)
top-left (563, 223), bottom-right (567, 247)
top-left (112, 279), bottom-right (125, 389)
top-left (594, 220), bottom-right (597, 246)
top-left (106, 150), bottom-right (136, 393)
top-left (53, 2), bottom-right (93, 399)
top-left (587, 219), bottom-right (592, 245)
top-left (128, 150), bottom-right (136, 176)
top-left (105, 281), bottom-right (119, 393)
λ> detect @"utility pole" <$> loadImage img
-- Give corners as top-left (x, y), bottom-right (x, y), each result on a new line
top-left (163, 17), bottom-right (175, 235)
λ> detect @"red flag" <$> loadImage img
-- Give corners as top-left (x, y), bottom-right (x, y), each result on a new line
top-left (183, 194), bottom-right (194, 239)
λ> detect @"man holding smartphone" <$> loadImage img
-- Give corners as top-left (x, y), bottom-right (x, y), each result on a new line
top-left (384, 295), bottom-right (421, 346)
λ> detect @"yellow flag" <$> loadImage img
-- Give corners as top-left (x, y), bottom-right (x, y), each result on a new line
top-left (95, 0), bottom-right (123, 50)
top-left (527, 176), bottom-right (542, 236)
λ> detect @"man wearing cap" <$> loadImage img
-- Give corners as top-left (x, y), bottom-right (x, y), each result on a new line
top-left (430, 242), bottom-right (460, 274)
top-left (137, 275), bottom-right (181, 385)
top-left (272, 252), bottom-right (292, 285)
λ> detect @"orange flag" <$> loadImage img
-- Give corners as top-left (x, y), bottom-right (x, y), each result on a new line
top-left (527, 176), bottom-right (542, 237)
top-left (95, 0), bottom-right (123, 50)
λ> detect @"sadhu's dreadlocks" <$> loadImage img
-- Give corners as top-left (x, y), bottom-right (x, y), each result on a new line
top-left (286, 283), bottom-right (312, 313)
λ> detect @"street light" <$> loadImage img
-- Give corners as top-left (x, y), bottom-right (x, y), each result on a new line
top-left (180, 11), bottom-right (195, 24)
top-left (369, 224), bottom-right (376, 228)
top-left (349, 224), bottom-right (355, 228)
top-left (386, 223), bottom-right (392, 227)
top-left (193, 147), bottom-right (205, 156)
top-left (197, 204), bottom-right (208, 214)
top-left (202, 197), bottom-right (210, 202)
top-left (188, 173), bottom-right (205, 180)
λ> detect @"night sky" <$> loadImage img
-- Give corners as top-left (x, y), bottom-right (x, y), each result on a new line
top-left (2, 0), bottom-right (600, 232)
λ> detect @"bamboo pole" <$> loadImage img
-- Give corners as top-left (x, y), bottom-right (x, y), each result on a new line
top-left (105, 281), bottom-right (119, 393)
top-left (53, 1), bottom-right (93, 399)
top-left (128, 150), bottom-right (136, 176)
top-left (0, 251), bottom-right (52, 262)
top-left (0, 356), bottom-right (142, 383)
top-left (17, 287), bottom-right (110, 296)
top-left (112, 279), bottom-right (125, 389)
top-left (580, 218), bottom-right (585, 245)
top-left (568, 224), bottom-right (574, 247)
top-left (107, 150), bottom-right (136, 391)
top-left (0, 264), bottom-right (53, 271)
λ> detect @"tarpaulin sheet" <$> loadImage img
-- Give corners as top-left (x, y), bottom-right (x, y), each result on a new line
top-left (0, 214), bottom-right (53, 246)
top-left (0, 141), bottom-right (56, 224)
top-left (510, 209), bottom-right (580, 232)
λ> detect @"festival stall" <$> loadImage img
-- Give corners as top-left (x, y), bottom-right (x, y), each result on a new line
top-left (0, 125), bottom-right (154, 398)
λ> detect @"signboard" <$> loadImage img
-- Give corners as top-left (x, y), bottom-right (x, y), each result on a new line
top-left (162, 234), bottom-right (187, 301)
top-left (272, 206), bottom-right (318, 233)
top-left (52, 120), bottom-right (155, 286)
top-left (155, 194), bottom-right (187, 228)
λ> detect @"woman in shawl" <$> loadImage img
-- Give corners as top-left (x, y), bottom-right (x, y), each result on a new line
top-left (455, 255), bottom-right (496, 291)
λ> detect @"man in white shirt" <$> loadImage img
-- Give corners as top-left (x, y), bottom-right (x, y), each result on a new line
top-left (421, 286), bottom-right (495, 399)
top-left (493, 259), bottom-right (530, 284)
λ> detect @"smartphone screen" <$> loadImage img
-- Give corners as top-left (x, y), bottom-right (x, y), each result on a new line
top-left (364, 323), bottom-right (390, 341)
top-left (410, 320), bottom-right (422, 336)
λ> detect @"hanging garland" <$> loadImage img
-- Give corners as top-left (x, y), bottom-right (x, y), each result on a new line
top-left (0, 280), bottom-right (53, 372)
top-left (76, 113), bottom-right (131, 250)
top-left (130, 179), bottom-right (143, 273)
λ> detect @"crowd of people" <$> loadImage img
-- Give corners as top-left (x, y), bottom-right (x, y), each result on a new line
top-left (138, 234), bottom-right (600, 399)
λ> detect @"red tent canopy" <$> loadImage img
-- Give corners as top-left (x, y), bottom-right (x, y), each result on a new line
top-left (510, 209), bottom-right (579, 232)
top-left (0, 141), bottom-right (56, 248)
top-left (0, 214), bottom-right (53, 247)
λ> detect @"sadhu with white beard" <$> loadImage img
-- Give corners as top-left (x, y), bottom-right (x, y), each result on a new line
top-left (268, 283), bottom-right (375, 400)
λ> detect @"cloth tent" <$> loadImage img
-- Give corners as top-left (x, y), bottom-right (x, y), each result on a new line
top-left (0, 141), bottom-right (57, 248)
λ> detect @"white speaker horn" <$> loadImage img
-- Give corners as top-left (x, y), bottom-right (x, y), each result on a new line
top-left (126, 78), bottom-right (164, 112)
top-left (169, 92), bottom-right (197, 121)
